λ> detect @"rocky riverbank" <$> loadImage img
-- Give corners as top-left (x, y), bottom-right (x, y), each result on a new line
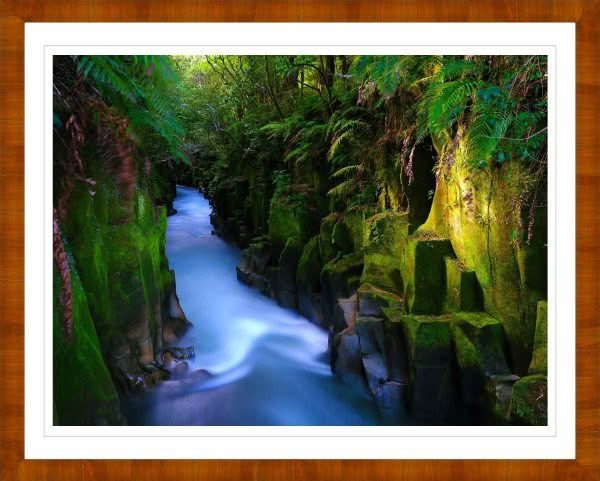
top-left (203, 138), bottom-right (548, 426)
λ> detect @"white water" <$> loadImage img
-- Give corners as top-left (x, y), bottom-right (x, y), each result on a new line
top-left (127, 186), bottom-right (381, 425)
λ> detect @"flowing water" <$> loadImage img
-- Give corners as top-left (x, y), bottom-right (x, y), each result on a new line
top-left (126, 186), bottom-right (382, 425)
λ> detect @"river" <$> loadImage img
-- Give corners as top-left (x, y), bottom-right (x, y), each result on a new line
top-left (125, 186), bottom-right (382, 425)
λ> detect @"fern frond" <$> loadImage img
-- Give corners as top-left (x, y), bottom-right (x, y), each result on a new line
top-left (328, 130), bottom-right (355, 160)
top-left (330, 164), bottom-right (359, 179)
top-left (327, 178), bottom-right (356, 198)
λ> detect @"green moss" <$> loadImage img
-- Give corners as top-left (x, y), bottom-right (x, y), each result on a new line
top-left (443, 257), bottom-right (483, 313)
top-left (383, 310), bottom-right (452, 365)
top-left (321, 253), bottom-right (364, 285)
top-left (360, 253), bottom-right (403, 295)
top-left (331, 218), bottom-right (353, 253)
top-left (319, 214), bottom-right (341, 265)
top-left (55, 143), bottom-right (174, 414)
top-left (268, 193), bottom-right (316, 261)
top-left (401, 238), bottom-right (454, 315)
top-left (320, 253), bottom-right (364, 323)
top-left (53, 258), bottom-right (120, 425)
top-left (296, 235), bottom-right (322, 291)
top-left (383, 309), bottom-right (458, 421)
top-left (528, 301), bottom-right (548, 375)
top-left (510, 374), bottom-right (548, 425)
top-left (453, 325), bottom-right (480, 370)
top-left (451, 312), bottom-right (510, 375)
top-left (267, 237), bottom-right (305, 308)
top-left (418, 152), bottom-right (541, 374)
top-left (358, 283), bottom-right (403, 317)
top-left (340, 211), bottom-right (365, 252)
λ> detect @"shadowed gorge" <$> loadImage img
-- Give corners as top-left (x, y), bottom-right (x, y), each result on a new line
top-left (53, 54), bottom-right (548, 426)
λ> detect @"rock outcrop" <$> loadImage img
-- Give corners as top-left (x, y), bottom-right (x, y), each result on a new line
top-left (53, 129), bottom-right (190, 425)
top-left (205, 112), bottom-right (547, 427)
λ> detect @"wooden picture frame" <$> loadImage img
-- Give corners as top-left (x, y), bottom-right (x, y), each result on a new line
top-left (0, 1), bottom-right (597, 479)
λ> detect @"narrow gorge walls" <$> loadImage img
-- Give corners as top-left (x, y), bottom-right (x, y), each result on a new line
top-left (52, 55), bottom-right (189, 425)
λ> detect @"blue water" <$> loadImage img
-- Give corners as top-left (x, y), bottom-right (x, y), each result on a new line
top-left (128, 186), bottom-right (381, 426)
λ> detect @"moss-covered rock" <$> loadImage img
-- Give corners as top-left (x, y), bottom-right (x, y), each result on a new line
top-left (360, 253), bottom-right (403, 295)
top-left (236, 239), bottom-right (271, 294)
top-left (451, 312), bottom-right (510, 376)
top-left (382, 309), bottom-right (458, 421)
top-left (331, 217), bottom-right (353, 254)
top-left (273, 237), bottom-right (304, 308)
top-left (389, 312), bottom-right (453, 365)
top-left (443, 257), bottom-right (483, 313)
top-left (340, 211), bottom-right (366, 252)
top-left (419, 153), bottom-right (545, 374)
top-left (357, 283), bottom-right (403, 318)
top-left (54, 132), bottom-right (186, 424)
top-left (320, 254), bottom-right (364, 332)
top-left (450, 312), bottom-right (510, 409)
top-left (296, 236), bottom-right (324, 325)
top-left (329, 325), bottom-right (368, 394)
top-left (484, 374), bottom-right (520, 425)
top-left (364, 211), bottom-right (410, 258)
top-left (401, 237), bottom-right (455, 315)
top-left (528, 301), bottom-right (547, 375)
top-left (319, 214), bottom-right (341, 265)
top-left (510, 374), bottom-right (548, 425)
top-left (268, 193), bottom-right (316, 261)
top-left (53, 259), bottom-right (121, 425)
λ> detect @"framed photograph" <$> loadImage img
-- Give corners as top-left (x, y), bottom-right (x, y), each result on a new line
top-left (1, 1), bottom-right (598, 480)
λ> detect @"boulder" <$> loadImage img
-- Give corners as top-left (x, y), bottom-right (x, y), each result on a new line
top-left (451, 312), bottom-right (510, 375)
top-left (510, 374), bottom-right (548, 425)
top-left (268, 193), bottom-right (316, 261)
top-left (223, 217), bottom-right (236, 240)
top-left (331, 217), bottom-right (353, 254)
top-left (398, 313), bottom-right (453, 365)
top-left (355, 316), bottom-right (408, 422)
top-left (162, 316), bottom-right (191, 345)
top-left (273, 237), bottom-right (304, 308)
top-left (382, 309), bottom-right (457, 421)
top-left (169, 360), bottom-right (189, 379)
top-left (376, 380), bottom-right (408, 424)
top-left (237, 222), bottom-right (249, 248)
top-left (528, 301), bottom-right (547, 375)
top-left (236, 240), bottom-right (271, 293)
top-left (319, 214), bottom-right (342, 265)
top-left (329, 325), bottom-right (368, 394)
top-left (484, 374), bottom-right (520, 424)
top-left (360, 253), bottom-right (403, 295)
top-left (361, 352), bottom-right (388, 394)
top-left (402, 237), bottom-right (455, 315)
top-left (296, 236), bottom-right (324, 325)
top-left (358, 283), bottom-right (403, 318)
top-left (320, 254), bottom-right (364, 332)
top-left (443, 257), bottom-right (483, 312)
top-left (450, 311), bottom-right (510, 408)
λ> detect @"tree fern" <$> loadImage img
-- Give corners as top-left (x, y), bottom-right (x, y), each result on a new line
top-left (76, 55), bottom-right (186, 163)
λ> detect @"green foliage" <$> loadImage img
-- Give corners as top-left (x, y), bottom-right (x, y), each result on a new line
top-left (76, 55), bottom-right (186, 163)
top-left (172, 54), bottom-right (546, 240)
top-left (356, 55), bottom-right (547, 173)
top-left (272, 169), bottom-right (291, 196)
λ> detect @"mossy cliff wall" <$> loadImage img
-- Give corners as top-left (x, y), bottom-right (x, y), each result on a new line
top-left (417, 147), bottom-right (546, 374)
top-left (205, 127), bottom-right (546, 425)
top-left (53, 134), bottom-right (186, 425)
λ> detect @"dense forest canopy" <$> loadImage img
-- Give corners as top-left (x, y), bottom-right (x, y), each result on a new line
top-left (172, 55), bottom-right (547, 231)
top-left (54, 54), bottom-right (546, 237)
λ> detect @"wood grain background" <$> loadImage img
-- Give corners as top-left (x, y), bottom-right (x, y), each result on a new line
top-left (0, 1), bottom-right (598, 480)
